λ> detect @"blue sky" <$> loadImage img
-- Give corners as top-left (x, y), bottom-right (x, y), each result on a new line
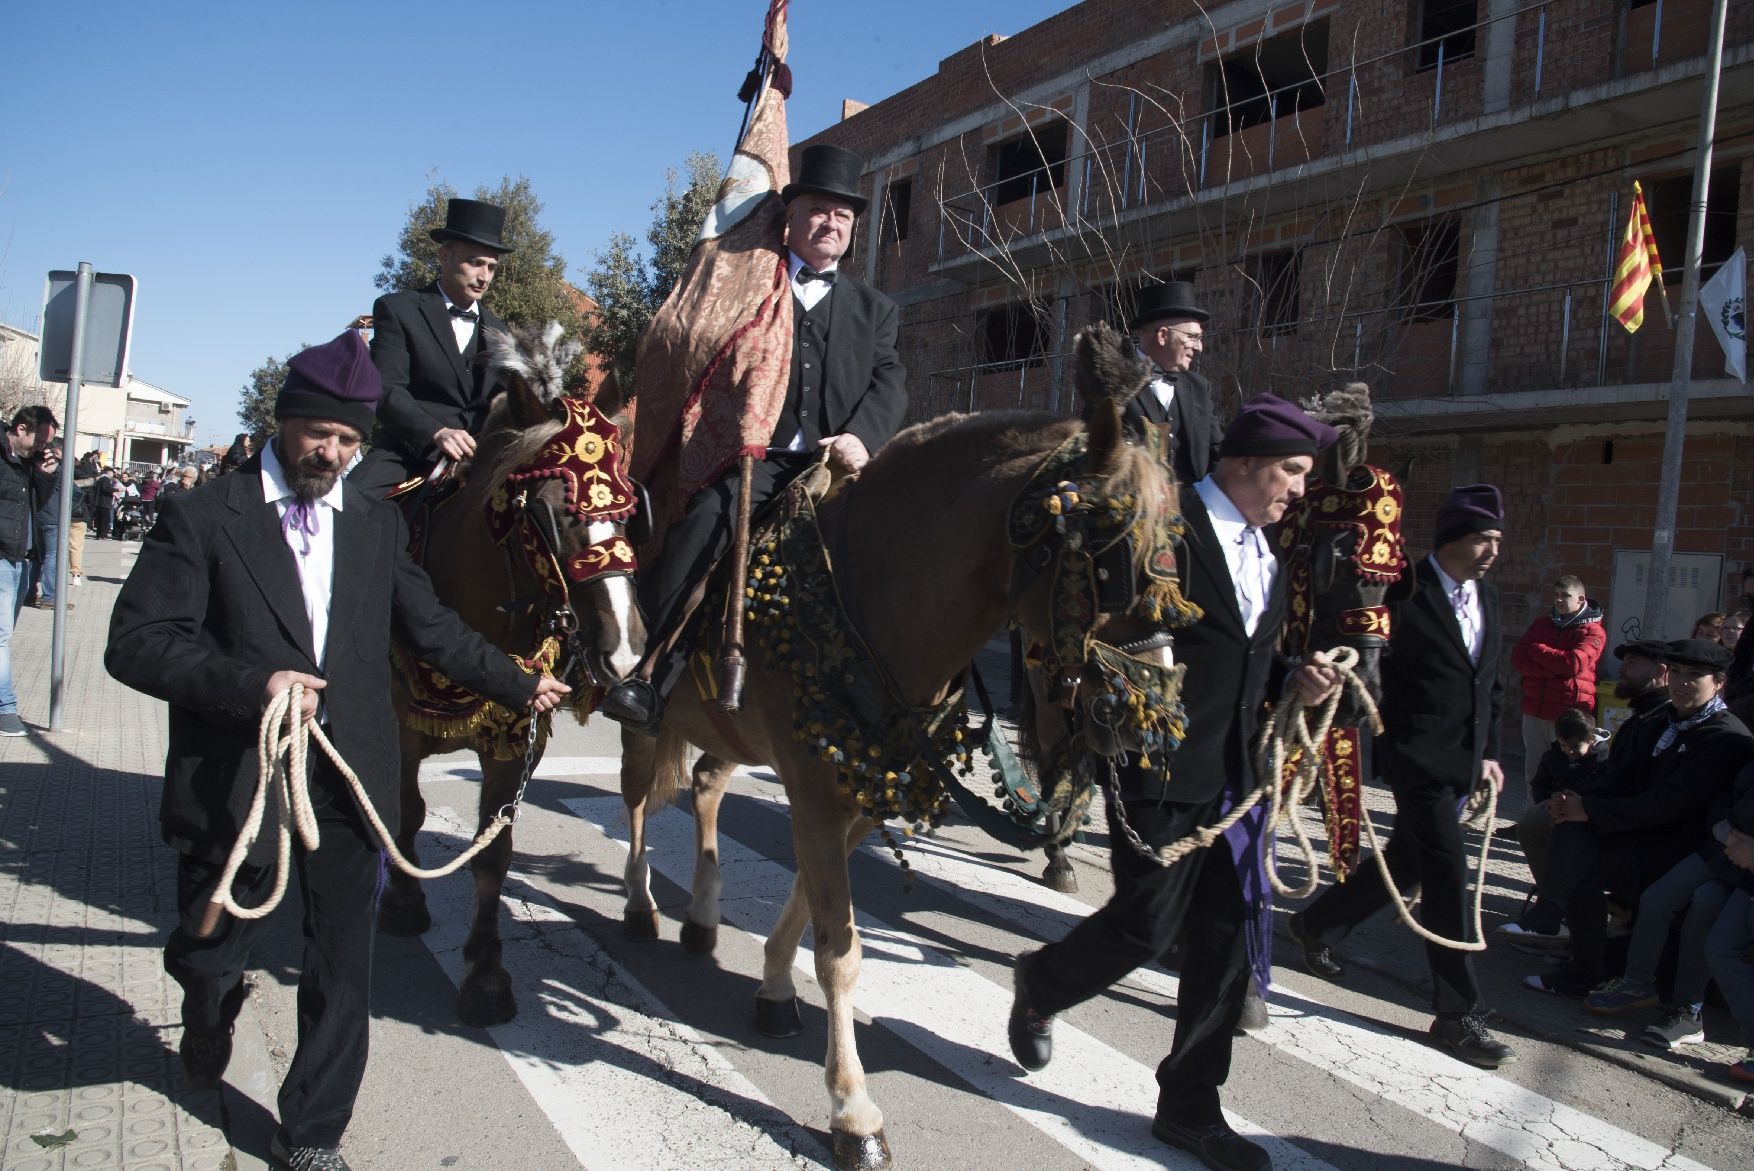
top-left (2, 0), bottom-right (1069, 445)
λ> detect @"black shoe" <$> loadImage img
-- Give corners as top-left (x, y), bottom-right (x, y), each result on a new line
top-left (270, 1131), bottom-right (353, 1171)
top-left (599, 677), bottom-right (663, 734)
top-left (1522, 970), bottom-right (1599, 998)
top-left (1428, 1014), bottom-right (1517, 1069)
top-left (1007, 961), bottom-right (1053, 1071)
top-left (1287, 912), bottom-right (1344, 982)
top-left (1150, 1114), bottom-right (1272, 1171)
top-left (178, 1024), bottom-right (232, 1090)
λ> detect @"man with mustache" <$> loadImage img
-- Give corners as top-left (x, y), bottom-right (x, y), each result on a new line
top-left (107, 331), bottom-right (570, 1171)
top-left (602, 144), bottom-right (907, 732)
top-left (352, 198), bottom-right (513, 493)
top-left (1290, 484), bottom-right (1518, 1070)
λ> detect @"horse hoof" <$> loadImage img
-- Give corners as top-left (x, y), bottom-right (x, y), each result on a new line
top-left (378, 899), bottom-right (432, 937)
top-left (754, 995), bottom-right (803, 1038)
top-left (831, 1127), bottom-right (893, 1171)
top-left (623, 910), bottom-right (661, 941)
top-left (457, 980), bottom-right (517, 1028)
top-left (680, 919), bottom-right (718, 955)
top-left (1041, 864), bottom-right (1078, 894)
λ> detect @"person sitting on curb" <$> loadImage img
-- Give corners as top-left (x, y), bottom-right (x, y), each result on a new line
top-left (1504, 640), bottom-right (1753, 1010)
top-left (1585, 757), bottom-right (1752, 1052)
top-left (1511, 707), bottom-right (1607, 904)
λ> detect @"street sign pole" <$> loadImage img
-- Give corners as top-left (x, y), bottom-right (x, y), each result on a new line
top-left (50, 263), bottom-right (93, 732)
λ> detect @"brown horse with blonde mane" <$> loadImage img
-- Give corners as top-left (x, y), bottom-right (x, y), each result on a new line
top-left (378, 322), bottom-right (647, 1027)
top-left (618, 323), bottom-right (1192, 1171)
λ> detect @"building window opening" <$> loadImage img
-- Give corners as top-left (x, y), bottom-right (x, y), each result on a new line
top-left (1212, 21), bottom-right (1329, 137)
top-left (1644, 167), bottom-right (1741, 283)
top-left (880, 178), bottom-right (913, 245)
top-left (1415, 0), bottom-right (1478, 71)
top-left (1395, 219), bottom-right (1461, 322)
top-left (987, 122), bottom-right (1069, 205)
top-left (980, 302), bottom-right (1048, 367)
top-left (1250, 250), bottom-right (1302, 336)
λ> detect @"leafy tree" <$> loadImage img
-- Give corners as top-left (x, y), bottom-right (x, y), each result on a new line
top-left (579, 151), bottom-right (721, 393)
top-left (376, 176), bottom-right (582, 346)
top-left (237, 350), bottom-right (301, 437)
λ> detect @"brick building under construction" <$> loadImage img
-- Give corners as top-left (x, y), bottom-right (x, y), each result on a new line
top-left (797, 0), bottom-right (1754, 666)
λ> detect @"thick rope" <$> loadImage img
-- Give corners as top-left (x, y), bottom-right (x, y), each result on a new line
top-left (202, 683), bottom-right (512, 932)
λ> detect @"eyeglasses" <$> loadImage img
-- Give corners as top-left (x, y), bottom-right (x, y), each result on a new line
top-left (1162, 326), bottom-right (1204, 343)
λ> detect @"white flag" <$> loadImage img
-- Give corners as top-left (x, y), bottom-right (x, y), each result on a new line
top-left (1699, 246), bottom-right (1747, 383)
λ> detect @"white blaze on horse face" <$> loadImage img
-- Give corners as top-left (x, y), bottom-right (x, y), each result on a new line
top-left (587, 520), bottom-right (640, 678)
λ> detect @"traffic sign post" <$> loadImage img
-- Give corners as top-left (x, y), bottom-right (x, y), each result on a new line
top-left (40, 264), bottom-right (136, 731)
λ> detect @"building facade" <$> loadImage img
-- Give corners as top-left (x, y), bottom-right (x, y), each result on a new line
top-left (797, 0), bottom-right (1754, 667)
top-left (0, 322), bottom-right (194, 468)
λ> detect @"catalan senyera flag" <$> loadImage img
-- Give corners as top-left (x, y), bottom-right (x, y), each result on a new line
top-left (632, 0), bottom-right (794, 555)
top-left (1609, 181), bottom-right (1664, 333)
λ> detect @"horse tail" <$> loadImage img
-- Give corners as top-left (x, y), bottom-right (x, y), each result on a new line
top-left (647, 722), bottom-right (691, 813)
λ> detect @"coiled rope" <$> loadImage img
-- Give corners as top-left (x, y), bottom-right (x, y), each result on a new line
top-left (1110, 646), bottom-right (1496, 951)
top-left (197, 682), bottom-right (519, 937)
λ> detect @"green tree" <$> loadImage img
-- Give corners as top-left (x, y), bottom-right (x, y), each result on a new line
top-left (237, 350), bottom-right (302, 437)
top-left (376, 176), bottom-right (583, 345)
top-left (579, 151), bottom-right (721, 393)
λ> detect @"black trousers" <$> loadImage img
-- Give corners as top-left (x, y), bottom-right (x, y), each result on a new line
top-left (348, 445), bottom-right (420, 496)
top-left (1024, 795), bottom-right (1249, 1127)
top-left (163, 760), bottom-right (382, 1148)
top-left (1525, 822), bottom-right (1676, 983)
top-left (636, 458), bottom-right (793, 696)
top-left (1299, 779), bottom-right (1483, 1018)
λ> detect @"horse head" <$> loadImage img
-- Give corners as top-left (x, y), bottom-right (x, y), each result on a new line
top-left (1282, 382), bottom-right (1406, 720)
top-left (473, 322), bottom-right (647, 707)
top-left (1013, 322), bottom-right (1197, 767)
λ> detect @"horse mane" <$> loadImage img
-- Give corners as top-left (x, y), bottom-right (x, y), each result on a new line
top-left (453, 396), bottom-right (567, 514)
top-left (1300, 381), bottom-right (1373, 474)
top-left (451, 321), bottom-right (579, 512)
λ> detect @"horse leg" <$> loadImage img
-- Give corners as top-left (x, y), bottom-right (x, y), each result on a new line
top-left (792, 806), bottom-right (889, 1170)
top-left (1041, 813), bottom-right (1078, 893)
top-left (681, 753), bottom-right (736, 954)
top-left (753, 877), bottom-right (809, 1038)
top-left (619, 729), bottom-right (661, 940)
top-left (379, 728), bottom-right (433, 937)
top-left (457, 752), bottom-right (520, 1027)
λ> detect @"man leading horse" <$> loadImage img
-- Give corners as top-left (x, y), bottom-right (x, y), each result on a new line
top-left (602, 144), bottom-right (907, 733)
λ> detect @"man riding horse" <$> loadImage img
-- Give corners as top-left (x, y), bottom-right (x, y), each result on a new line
top-left (601, 143), bottom-right (907, 733)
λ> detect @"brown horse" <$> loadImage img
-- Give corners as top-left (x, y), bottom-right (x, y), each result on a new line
top-left (379, 322), bottom-right (646, 1027)
top-left (618, 325), bottom-right (1188, 1170)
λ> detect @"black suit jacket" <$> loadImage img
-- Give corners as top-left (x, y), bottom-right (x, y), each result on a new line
top-left (1583, 707), bottom-right (1751, 852)
top-left (1124, 489), bottom-right (1288, 804)
top-left (105, 456), bottom-right (536, 862)
top-left (1376, 558), bottom-right (1504, 795)
top-left (799, 272), bottom-right (908, 454)
top-left (1120, 368), bottom-right (1220, 484)
top-left (370, 283), bottom-right (507, 464)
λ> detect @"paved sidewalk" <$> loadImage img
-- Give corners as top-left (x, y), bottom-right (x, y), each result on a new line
top-left (0, 538), bottom-right (273, 1171)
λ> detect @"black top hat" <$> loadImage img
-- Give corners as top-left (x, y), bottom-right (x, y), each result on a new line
top-left (429, 198), bottom-right (514, 253)
top-left (781, 145), bottom-right (869, 213)
top-left (1130, 280), bottom-right (1209, 330)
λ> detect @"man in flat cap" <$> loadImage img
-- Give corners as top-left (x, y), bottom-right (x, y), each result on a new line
top-left (1509, 640), bottom-right (1751, 1025)
top-left (1290, 483), bottom-right (1518, 1069)
top-left (1007, 393), bottom-right (1340, 1171)
top-left (353, 198), bottom-right (514, 493)
top-left (601, 143), bottom-right (907, 732)
top-left (1125, 279), bottom-right (1222, 484)
top-left (106, 330), bottom-right (570, 1171)
top-left (1511, 639), bottom-right (1671, 897)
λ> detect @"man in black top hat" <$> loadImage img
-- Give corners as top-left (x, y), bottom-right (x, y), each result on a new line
top-left (1124, 280), bottom-right (1222, 483)
top-left (1289, 483), bottom-right (1519, 1070)
top-left (600, 144), bottom-right (907, 733)
top-left (352, 198), bottom-right (514, 493)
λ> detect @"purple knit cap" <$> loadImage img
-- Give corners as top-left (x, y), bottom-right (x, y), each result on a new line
top-left (1218, 392), bottom-right (1339, 459)
top-left (1434, 483), bottom-right (1504, 547)
top-left (275, 330), bottom-right (380, 434)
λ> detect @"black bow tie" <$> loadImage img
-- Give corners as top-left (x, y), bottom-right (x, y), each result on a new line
top-left (449, 305), bottom-right (480, 322)
top-left (797, 267), bottom-right (837, 286)
top-left (1151, 365), bottom-right (1176, 382)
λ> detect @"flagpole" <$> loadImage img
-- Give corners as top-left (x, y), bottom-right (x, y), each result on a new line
top-left (1641, 0), bottom-right (1728, 642)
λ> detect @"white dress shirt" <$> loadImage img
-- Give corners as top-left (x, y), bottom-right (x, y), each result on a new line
top-left (1429, 555), bottom-right (1483, 664)
top-left (1194, 475), bottom-right (1275, 636)
top-left (436, 283), bottom-right (479, 353)
top-left (261, 440), bottom-right (343, 671)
